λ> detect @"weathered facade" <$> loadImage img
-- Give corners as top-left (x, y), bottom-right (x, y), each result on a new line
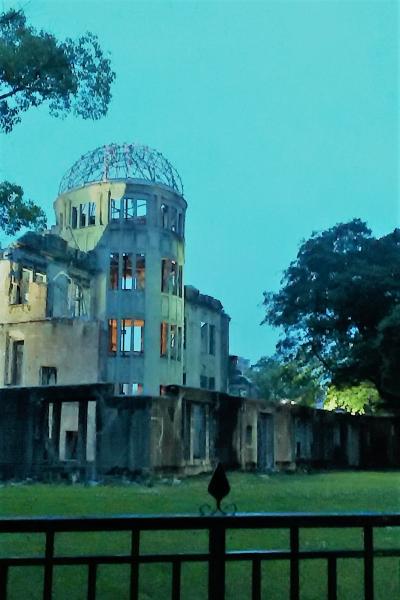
top-left (0, 143), bottom-right (229, 396)
top-left (1, 384), bottom-right (399, 481)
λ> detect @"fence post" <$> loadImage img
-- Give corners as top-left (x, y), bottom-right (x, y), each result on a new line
top-left (208, 521), bottom-right (226, 600)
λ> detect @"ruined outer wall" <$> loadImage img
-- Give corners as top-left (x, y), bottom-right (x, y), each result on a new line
top-left (184, 288), bottom-right (230, 392)
top-left (0, 320), bottom-right (102, 387)
top-left (96, 395), bottom-right (152, 475)
top-left (0, 260), bottom-right (47, 322)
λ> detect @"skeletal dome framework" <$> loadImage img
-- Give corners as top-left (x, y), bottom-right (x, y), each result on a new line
top-left (58, 143), bottom-right (184, 196)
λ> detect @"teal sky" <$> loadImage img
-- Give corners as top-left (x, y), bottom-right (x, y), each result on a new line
top-left (1, 0), bottom-right (398, 363)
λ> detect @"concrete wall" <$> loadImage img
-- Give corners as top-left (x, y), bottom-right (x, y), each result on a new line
top-left (0, 320), bottom-right (102, 387)
top-left (3, 385), bottom-right (399, 483)
top-left (184, 287), bottom-right (230, 392)
top-left (0, 384), bottom-right (112, 480)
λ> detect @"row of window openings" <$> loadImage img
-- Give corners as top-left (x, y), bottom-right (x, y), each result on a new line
top-left (200, 375), bottom-right (216, 390)
top-left (109, 255), bottom-right (182, 297)
top-left (109, 253), bottom-right (145, 291)
top-left (6, 342), bottom-right (56, 388)
top-left (9, 267), bottom-right (46, 305)
top-left (108, 319), bottom-right (144, 354)
top-left (67, 199), bottom-right (184, 235)
top-left (69, 198), bottom-right (147, 229)
top-left (160, 323), bottom-right (183, 361)
top-left (117, 383), bottom-right (143, 396)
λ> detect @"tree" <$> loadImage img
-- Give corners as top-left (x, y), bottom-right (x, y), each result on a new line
top-left (0, 182), bottom-right (46, 235)
top-left (324, 381), bottom-right (380, 415)
top-left (249, 355), bottom-right (324, 406)
top-left (0, 9), bottom-right (115, 132)
top-left (263, 219), bottom-right (400, 405)
top-left (0, 8), bottom-right (115, 235)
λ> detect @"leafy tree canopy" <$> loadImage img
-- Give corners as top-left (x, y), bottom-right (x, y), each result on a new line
top-left (249, 355), bottom-right (324, 406)
top-left (0, 9), bottom-right (115, 132)
top-left (324, 382), bottom-right (380, 415)
top-left (0, 181), bottom-right (46, 235)
top-left (263, 219), bottom-right (400, 405)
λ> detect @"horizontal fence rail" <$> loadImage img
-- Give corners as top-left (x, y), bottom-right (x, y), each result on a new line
top-left (1, 512), bottom-right (400, 600)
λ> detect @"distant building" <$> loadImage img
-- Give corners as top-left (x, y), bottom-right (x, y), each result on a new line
top-left (0, 143), bottom-right (230, 396)
top-left (228, 355), bottom-right (258, 398)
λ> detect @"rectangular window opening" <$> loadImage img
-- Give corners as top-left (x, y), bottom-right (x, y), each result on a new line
top-left (108, 319), bottom-right (117, 354)
top-left (109, 253), bottom-right (119, 290)
top-left (88, 202), bottom-right (96, 225)
top-left (65, 431), bottom-right (78, 460)
top-left (135, 254), bottom-right (145, 290)
top-left (35, 272), bottom-right (46, 284)
top-left (118, 383), bottom-right (143, 395)
top-left (170, 206), bottom-right (178, 232)
top-left (136, 200), bottom-right (147, 221)
top-left (161, 203), bottom-right (169, 228)
top-left (11, 340), bottom-right (24, 385)
top-left (209, 325), bottom-right (215, 355)
top-left (120, 318), bottom-right (133, 353)
top-left (133, 319), bottom-right (144, 353)
top-left (177, 326), bottom-right (182, 361)
top-left (121, 253), bottom-right (133, 290)
top-left (71, 207), bottom-right (78, 229)
top-left (79, 203), bottom-right (88, 228)
top-left (40, 366), bottom-right (57, 386)
top-left (178, 265), bottom-right (183, 297)
top-left (170, 324), bottom-right (176, 360)
top-left (160, 322), bottom-right (168, 357)
top-left (123, 197), bottom-right (135, 220)
top-left (201, 322), bottom-right (208, 354)
top-left (200, 375), bottom-right (208, 389)
top-left (73, 284), bottom-right (83, 317)
top-left (110, 198), bottom-right (120, 221)
top-left (123, 198), bottom-right (147, 222)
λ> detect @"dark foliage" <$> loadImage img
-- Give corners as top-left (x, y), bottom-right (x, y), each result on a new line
top-left (0, 9), bottom-right (115, 132)
top-left (263, 219), bottom-right (400, 404)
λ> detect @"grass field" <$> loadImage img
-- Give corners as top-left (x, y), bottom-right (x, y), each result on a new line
top-left (1, 471), bottom-right (399, 599)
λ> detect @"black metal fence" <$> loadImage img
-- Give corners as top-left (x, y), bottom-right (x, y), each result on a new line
top-left (1, 511), bottom-right (400, 599)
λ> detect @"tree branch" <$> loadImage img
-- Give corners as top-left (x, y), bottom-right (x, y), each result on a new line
top-left (0, 86), bottom-right (26, 101)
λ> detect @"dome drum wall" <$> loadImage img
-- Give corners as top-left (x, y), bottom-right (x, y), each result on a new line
top-left (54, 181), bottom-right (186, 253)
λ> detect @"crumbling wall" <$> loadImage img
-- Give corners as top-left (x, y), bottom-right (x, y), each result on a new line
top-left (0, 320), bottom-right (102, 387)
top-left (96, 396), bottom-right (151, 475)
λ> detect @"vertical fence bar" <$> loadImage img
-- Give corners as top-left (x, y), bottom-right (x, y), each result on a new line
top-left (0, 564), bottom-right (8, 599)
top-left (171, 560), bottom-right (181, 600)
top-left (251, 558), bottom-right (261, 600)
top-left (87, 562), bottom-right (97, 600)
top-left (208, 522), bottom-right (226, 600)
top-left (364, 526), bottom-right (374, 600)
top-left (290, 526), bottom-right (300, 600)
top-left (43, 530), bottom-right (55, 600)
top-left (327, 557), bottom-right (337, 600)
top-left (129, 529), bottom-right (140, 600)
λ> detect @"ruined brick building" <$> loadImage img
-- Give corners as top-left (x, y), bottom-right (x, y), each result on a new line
top-left (0, 143), bottom-right (230, 395)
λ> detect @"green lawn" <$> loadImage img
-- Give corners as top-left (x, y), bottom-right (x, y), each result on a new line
top-left (1, 471), bottom-right (399, 599)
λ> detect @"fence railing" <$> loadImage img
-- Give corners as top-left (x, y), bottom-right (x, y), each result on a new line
top-left (1, 511), bottom-right (400, 600)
